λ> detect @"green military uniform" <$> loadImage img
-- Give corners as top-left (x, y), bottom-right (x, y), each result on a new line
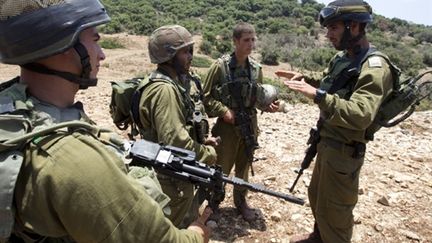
top-left (203, 54), bottom-right (263, 207)
top-left (1, 80), bottom-right (202, 243)
top-left (137, 64), bottom-right (216, 228)
top-left (306, 50), bottom-right (393, 243)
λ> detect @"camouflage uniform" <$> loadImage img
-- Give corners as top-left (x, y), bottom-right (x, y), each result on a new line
top-left (0, 81), bottom-right (202, 242)
top-left (305, 51), bottom-right (393, 242)
top-left (137, 65), bottom-right (216, 228)
top-left (203, 54), bottom-right (263, 207)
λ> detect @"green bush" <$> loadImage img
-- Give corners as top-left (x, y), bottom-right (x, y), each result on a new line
top-left (191, 56), bottom-right (213, 68)
top-left (100, 37), bottom-right (125, 49)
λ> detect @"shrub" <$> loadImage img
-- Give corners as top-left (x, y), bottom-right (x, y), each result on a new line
top-left (192, 56), bottom-right (213, 68)
top-left (100, 37), bottom-right (125, 49)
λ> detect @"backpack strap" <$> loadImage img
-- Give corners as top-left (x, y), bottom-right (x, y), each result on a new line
top-left (0, 150), bottom-right (24, 242)
top-left (130, 70), bottom-right (191, 136)
top-left (360, 50), bottom-right (401, 91)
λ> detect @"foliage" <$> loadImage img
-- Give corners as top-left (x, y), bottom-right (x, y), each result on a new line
top-left (99, 37), bottom-right (125, 49)
top-left (100, 0), bottom-right (432, 95)
top-left (191, 56), bottom-right (213, 68)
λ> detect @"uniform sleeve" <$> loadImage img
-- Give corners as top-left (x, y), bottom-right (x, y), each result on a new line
top-left (202, 61), bottom-right (229, 118)
top-left (15, 133), bottom-right (203, 243)
top-left (141, 83), bottom-right (216, 164)
top-left (304, 70), bottom-right (325, 88)
top-left (318, 56), bottom-right (393, 130)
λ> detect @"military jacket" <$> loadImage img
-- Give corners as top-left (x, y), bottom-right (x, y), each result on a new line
top-left (203, 54), bottom-right (263, 118)
top-left (137, 65), bottom-right (216, 164)
top-left (0, 80), bottom-right (202, 243)
top-left (312, 50), bottom-right (394, 143)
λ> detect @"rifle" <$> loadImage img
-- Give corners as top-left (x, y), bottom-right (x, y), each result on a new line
top-left (289, 127), bottom-right (320, 192)
top-left (224, 58), bottom-right (259, 176)
top-left (129, 139), bottom-right (305, 209)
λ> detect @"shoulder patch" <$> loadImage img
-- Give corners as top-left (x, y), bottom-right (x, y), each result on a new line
top-left (368, 56), bottom-right (382, 68)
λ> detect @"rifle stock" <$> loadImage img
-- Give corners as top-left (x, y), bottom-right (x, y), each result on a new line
top-left (129, 139), bottom-right (305, 208)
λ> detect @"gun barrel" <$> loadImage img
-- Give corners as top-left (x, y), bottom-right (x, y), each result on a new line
top-left (224, 176), bottom-right (305, 205)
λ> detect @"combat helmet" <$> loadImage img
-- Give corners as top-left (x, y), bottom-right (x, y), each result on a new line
top-left (148, 25), bottom-right (194, 64)
top-left (0, 0), bottom-right (110, 89)
top-left (319, 0), bottom-right (372, 27)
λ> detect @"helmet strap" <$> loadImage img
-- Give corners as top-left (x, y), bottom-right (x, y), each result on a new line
top-left (20, 41), bottom-right (97, 89)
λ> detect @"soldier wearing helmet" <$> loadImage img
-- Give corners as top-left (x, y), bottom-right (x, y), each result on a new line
top-left (202, 22), bottom-right (281, 222)
top-left (135, 24), bottom-right (218, 228)
top-left (0, 1), bottom-right (210, 242)
top-left (276, 1), bottom-right (394, 242)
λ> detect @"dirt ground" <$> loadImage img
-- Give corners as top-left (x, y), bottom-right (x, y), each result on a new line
top-left (1, 34), bottom-right (431, 243)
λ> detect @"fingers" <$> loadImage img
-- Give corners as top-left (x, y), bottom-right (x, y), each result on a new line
top-left (198, 206), bottom-right (213, 224)
top-left (275, 70), bottom-right (303, 81)
top-left (275, 70), bottom-right (294, 79)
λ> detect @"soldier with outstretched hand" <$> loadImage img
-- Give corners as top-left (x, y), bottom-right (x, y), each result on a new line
top-left (0, 0), bottom-right (210, 242)
top-left (276, 1), bottom-right (394, 243)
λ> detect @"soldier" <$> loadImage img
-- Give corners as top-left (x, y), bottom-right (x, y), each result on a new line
top-left (135, 25), bottom-right (218, 228)
top-left (276, 1), bottom-right (394, 242)
top-left (0, 0), bottom-right (210, 242)
top-left (202, 22), bottom-right (280, 222)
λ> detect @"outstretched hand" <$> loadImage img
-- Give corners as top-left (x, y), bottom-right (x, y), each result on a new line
top-left (275, 70), bottom-right (316, 100)
top-left (275, 70), bottom-right (304, 81)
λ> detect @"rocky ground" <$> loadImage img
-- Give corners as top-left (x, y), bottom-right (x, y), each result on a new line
top-left (1, 34), bottom-right (431, 243)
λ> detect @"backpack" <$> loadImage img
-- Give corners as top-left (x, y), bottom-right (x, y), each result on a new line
top-left (363, 53), bottom-right (432, 140)
top-left (109, 77), bottom-right (144, 136)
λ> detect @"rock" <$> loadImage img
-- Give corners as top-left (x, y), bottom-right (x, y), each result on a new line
top-left (265, 175), bottom-right (276, 181)
top-left (374, 224), bottom-right (383, 232)
top-left (377, 196), bottom-right (390, 206)
top-left (409, 154), bottom-right (424, 162)
top-left (353, 213), bottom-right (362, 224)
top-left (270, 211), bottom-right (282, 222)
top-left (358, 187), bottom-right (365, 195)
top-left (291, 213), bottom-right (303, 221)
top-left (206, 220), bottom-right (218, 229)
top-left (402, 230), bottom-right (421, 241)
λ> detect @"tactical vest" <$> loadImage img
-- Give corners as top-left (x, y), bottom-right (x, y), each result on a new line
top-left (319, 49), bottom-right (400, 140)
top-left (0, 79), bottom-right (168, 242)
top-left (0, 79), bottom-right (100, 242)
top-left (211, 54), bottom-right (261, 109)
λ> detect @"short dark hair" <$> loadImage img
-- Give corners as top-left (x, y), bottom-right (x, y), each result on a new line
top-left (233, 22), bottom-right (255, 40)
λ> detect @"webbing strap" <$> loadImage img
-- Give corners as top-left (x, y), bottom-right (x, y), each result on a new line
top-left (0, 150), bottom-right (24, 241)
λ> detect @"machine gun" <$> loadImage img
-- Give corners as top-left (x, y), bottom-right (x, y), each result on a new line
top-left (129, 139), bottom-right (305, 209)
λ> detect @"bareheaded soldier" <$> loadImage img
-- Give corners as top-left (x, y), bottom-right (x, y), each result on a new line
top-left (276, 1), bottom-right (394, 242)
top-left (0, 0), bottom-right (210, 242)
top-left (135, 25), bottom-right (218, 228)
top-left (202, 22), bottom-right (280, 222)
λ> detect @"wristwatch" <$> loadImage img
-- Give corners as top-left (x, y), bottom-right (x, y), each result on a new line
top-left (314, 89), bottom-right (327, 104)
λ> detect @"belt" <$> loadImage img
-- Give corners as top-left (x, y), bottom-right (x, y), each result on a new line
top-left (320, 137), bottom-right (366, 159)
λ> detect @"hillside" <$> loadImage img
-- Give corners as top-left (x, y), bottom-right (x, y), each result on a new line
top-left (100, 0), bottom-right (432, 76)
top-left (1, 34), bottom-right (430, 242)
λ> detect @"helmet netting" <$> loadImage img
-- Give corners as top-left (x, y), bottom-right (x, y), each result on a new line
top-left (0, 0), bottom-right (65, 20)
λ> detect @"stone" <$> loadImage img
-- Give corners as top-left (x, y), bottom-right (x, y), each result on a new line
top-left (270, 211), bottom-right (282, 222)
top-left (377, 196), bottom-right (390, 206)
